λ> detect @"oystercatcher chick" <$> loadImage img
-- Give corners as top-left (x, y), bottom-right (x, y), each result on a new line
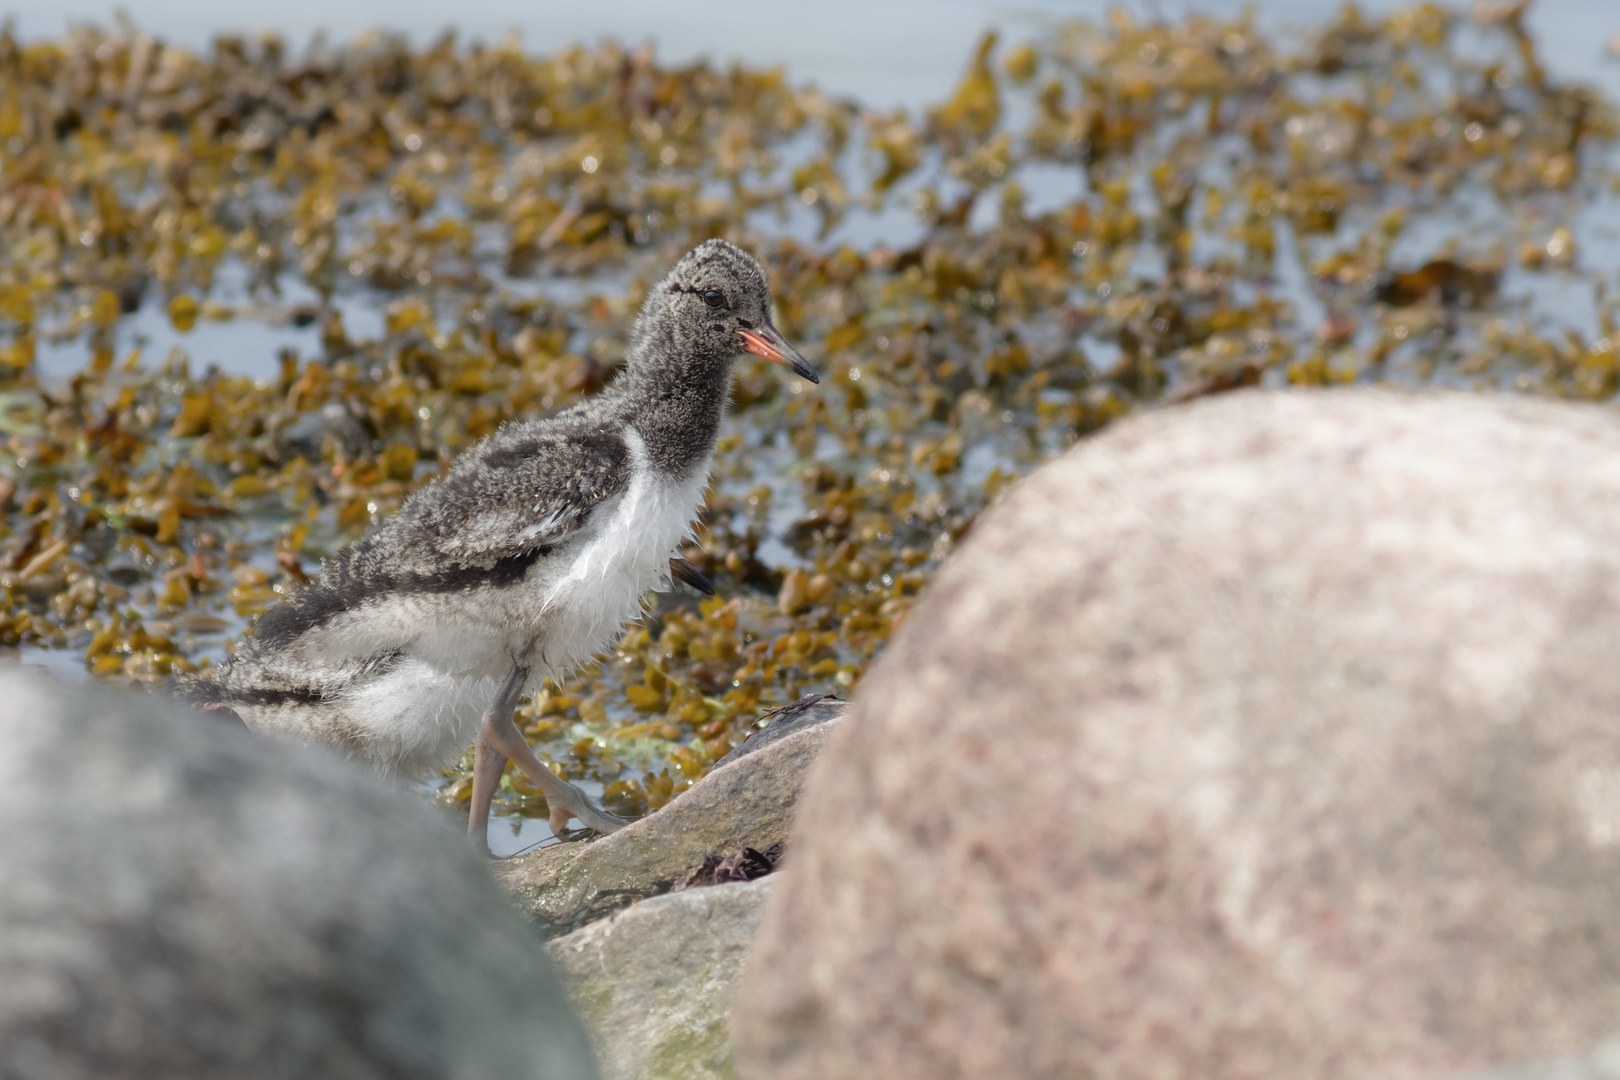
top-left (181, 240), bottom-right (818, 849)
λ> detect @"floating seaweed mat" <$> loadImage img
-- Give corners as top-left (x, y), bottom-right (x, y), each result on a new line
top-left (0, 5), bottom-right (1615, 820)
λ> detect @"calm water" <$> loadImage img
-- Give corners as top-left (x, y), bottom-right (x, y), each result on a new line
top-left (6, 0), bottom-right (1618, 108)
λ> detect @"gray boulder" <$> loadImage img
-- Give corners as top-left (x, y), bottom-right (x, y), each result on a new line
top-left (0, 669), bottom-right (597, 1080)
top-left (547, 877), bottom-right (776, 1080)
top-left (733, 389), bottom-right (1620, 1080)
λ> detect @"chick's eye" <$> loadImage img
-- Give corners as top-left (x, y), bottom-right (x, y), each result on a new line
top-left (701, 289), bottom-right (725, 308)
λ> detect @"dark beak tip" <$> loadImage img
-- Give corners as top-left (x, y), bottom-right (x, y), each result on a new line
top-left (669, 556), bottom-right (716, 595)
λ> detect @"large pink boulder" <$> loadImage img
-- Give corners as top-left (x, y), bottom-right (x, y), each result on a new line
top-left (733, 390), bottom-right (1620, 1080)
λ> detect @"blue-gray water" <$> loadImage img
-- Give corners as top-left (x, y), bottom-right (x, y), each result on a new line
top-left (7, 0), bottom-right (1618, 109)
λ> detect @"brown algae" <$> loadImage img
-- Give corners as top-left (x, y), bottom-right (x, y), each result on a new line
top-left (0, 7), bottom-right (1616, 822)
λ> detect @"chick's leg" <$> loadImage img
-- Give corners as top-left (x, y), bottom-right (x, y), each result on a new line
top-left (467, 738), bottom-right (508, 850)
top-left (478, 662), bottom-right (631, 837)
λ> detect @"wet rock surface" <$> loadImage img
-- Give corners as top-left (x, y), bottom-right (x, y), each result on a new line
top-left (0, 669), bottom-right (597, 1080)
top-left (716, 693), bottom-right (842, 766)
top-left (733, 389), bottom-right (1620, 1080)
top-left (547, 877), bottom-right (777, 1080)
top-left (495, 697), bottom-right (842, 935)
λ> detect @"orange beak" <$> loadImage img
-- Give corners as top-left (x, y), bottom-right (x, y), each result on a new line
top-left (738, 325), bottom-right (819, 384)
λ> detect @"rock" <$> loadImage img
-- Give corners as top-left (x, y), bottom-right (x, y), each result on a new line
top-left (717, 693), bottom-right (843, 766)
top-left (734, 389), bottom-right (1620, 1080)
top-left (496, 698), bottom-right (842, 932)
top-left (547, 877), bottom-right (776, 1080)
top-left (0, 670), bottom-right (597, 1080)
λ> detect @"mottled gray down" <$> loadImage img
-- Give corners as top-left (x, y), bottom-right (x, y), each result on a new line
top-left (0, 669), bottom-right (598, 1080)
top-left (213, 239), bottom-right (772, 665)
top-left (180, 241), bottom-right (793, 777)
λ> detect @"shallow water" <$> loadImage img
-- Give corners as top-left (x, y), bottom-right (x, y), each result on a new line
top-left (9, 0), bottom-right (1619, 105)
top-left (5, 2), bottom-right (1620, 852)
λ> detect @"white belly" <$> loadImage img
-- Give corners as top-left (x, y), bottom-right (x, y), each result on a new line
top-left (530, 431), bottom-right (709, 672)
top-left (403, 425), bottom-right (709, 680)
top-left (230, 658), bottom-right (499, 777)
